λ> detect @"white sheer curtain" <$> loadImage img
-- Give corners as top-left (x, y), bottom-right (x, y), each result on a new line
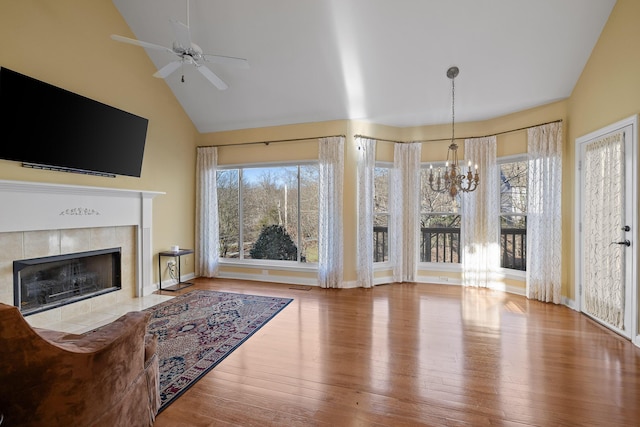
top-left (195, 146), bottom-right (220, 278)
top-left (356, 137), bottom-right (376, 288)
top-left (527, 122), bottom-right (562, 303)
top-left (390, 142), bottom-right (421, 283)
top-left (583, 131), bottom-right (625, 327)
top-left (318, 136), bottom-right (344, 288)
top-left (461, 136), bottom-right (500, 288)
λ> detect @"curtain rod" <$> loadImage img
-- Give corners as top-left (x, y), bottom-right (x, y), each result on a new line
top-left (353, 136), bottom-right (405, 144)
top-left (198, 118), bottom-right (562, 148)
top-left (198, 134), bottom-right (346, 148)
top-left (354, 119), bottom-right (563, 144)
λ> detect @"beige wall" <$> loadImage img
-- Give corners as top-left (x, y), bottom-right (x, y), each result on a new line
top-left (567, 0), bottom-right (640, 311)
top-left (0, 0), bottom-right (198, 285)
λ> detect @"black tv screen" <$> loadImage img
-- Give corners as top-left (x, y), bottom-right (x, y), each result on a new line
top-left (0, 67), bottom-right (148, 177)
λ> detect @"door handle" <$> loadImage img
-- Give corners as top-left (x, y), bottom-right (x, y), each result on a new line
top-left (612, 240), bottom-right (631, 247)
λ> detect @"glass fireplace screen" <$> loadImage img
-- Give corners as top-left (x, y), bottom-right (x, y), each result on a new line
top-left (13, 247), bottom-right (121, 316)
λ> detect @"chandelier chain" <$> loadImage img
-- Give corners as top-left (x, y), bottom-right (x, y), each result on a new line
top-left (451, 74), bottom-right (455, 144)
top-left (427, 66), bottom-right (480, 198)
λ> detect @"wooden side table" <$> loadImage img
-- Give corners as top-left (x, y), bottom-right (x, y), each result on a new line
top-left (158, 249), bottom-right (194, 291)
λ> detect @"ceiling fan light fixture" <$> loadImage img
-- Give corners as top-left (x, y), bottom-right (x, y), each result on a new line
top-left (110, 1), bottom-right (248, 91)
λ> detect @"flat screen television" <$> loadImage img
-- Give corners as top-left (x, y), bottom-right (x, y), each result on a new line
top-left (0, 67), bottom-right (148, 177)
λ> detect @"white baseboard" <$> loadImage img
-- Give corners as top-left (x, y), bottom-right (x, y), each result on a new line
top-left (374, 275), bottom-right (394, 286)
top-left (415, 275), bottom-right (463, 286)
top-left (149, 273), bottom-right (564, 305)
top-left (147, 273), bottom-right (196, 295)
top-left (217, 271), bottom-right (318, 287)
top-left (341, 280), bottom-right (358, 288)
top-left (488, 283), bottom-right (526, 296)
top-left (562, 297), bottom-right (579, 311)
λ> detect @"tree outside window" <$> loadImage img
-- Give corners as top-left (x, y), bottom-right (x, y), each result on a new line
top-left (499, 159), bottom-right (527, 270)
top-left (373, 166), bottom-right (390, 262)
top-left (420, 165), bottom-right (461, 263)
top-left (217, 169), bottom-right (240, 258)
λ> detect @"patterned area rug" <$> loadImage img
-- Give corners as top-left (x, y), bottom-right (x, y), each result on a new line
top-left (144, 289), bottom-right (292, 411)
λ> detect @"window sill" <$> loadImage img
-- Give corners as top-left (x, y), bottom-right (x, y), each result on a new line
top-left (499, 268), bottom-right (526, 281)
top-left (219, 259), bottom-right (317, 273)
top-left (373, 261), bottom-right (393, 271)
top-left (418, 263), bottom-right (526, 277)
top-left (418, 262), bottom-right (462, 273)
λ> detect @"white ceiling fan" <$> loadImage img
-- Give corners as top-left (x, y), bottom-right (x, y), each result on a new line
top-left (111, 1), bottom-right (248, 90)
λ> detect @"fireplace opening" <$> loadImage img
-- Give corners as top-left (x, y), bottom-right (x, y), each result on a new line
top-left (14, 248), bottom-right (121, 316)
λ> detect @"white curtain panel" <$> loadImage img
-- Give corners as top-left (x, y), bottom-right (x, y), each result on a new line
top-left (195, 146), bottom-right (220, 278)
top-left (583, 131), bottom-right (624, 326)
top-left (356, 137), bottom-right (376, 288)
top-left (318, 136), bottom-right (345, 288)
top-left (390, 142), bottom-right (421, 283)
top-left (461, 136), bottom-right (500, 288)
top-left (526, 122), bottom-right (563, 303)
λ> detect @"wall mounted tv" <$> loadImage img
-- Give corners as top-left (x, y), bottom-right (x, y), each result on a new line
top-left (0, 67), bottom-right (148, 177)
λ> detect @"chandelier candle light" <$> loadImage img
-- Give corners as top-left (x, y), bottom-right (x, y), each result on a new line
top-left (428, 66), bottom-right (480, 198)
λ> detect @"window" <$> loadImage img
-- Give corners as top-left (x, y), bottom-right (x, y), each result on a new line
top-left (216, 164), bottom-right (319, 263)
top-left (373, 165), bottom-right (390, 262)
top-left (420, 165), bottom-right (460, 263)
top-left (499, 158), bottom-right (527, 270)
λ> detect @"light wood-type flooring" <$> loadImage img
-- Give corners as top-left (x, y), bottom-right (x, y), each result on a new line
top-left (154, 278), bottom-right (640, 426)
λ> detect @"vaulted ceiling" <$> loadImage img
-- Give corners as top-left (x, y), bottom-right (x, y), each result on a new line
top-left (112, 0), bottom-right (616, 133)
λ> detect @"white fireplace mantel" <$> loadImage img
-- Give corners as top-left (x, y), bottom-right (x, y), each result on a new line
top-left (0, 179), bottom-right (164, 296)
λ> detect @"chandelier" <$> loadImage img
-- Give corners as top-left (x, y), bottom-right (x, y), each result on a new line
top-left (428, 66), bottom-right (479, 198)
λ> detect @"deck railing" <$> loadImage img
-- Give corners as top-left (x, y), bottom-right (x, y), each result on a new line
top-left (372, 226), bottom-right (526, 271)
top-left (420, 227), bottom-right (461, 264)
top-left (499, 227), bottom-right (526, 271)
top-left (373, 226), bottom-right (389, 262)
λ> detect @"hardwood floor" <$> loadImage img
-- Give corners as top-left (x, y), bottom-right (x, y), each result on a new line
top-left (153, 278), bottom-right (640, 426)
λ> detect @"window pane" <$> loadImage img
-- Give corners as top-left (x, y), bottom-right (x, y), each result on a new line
top-left (300, 165), bottom-right (319, 262)
top-left (242, 166), bottom-right (298, 260)
top-left (500, 161), bottom-right (528, 214)
top-left (499, 160), bottom-right (527, 271)
top-left (374, 167), bottom-right (390, 262)
top-left (421, 167), bottom-right (459, 214)
top-left (420, 167), bottom-right (460, 263)
top-left (217, 169), bottom-right (239, 258)
top-left (374, 167), bottom-right (389, 214)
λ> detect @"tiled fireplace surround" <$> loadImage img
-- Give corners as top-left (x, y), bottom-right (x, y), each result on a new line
top-left (0, 180), bottom-right (165, 330)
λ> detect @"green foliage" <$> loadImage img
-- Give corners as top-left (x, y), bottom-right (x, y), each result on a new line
top-left (258, 207), bottom-right (281, 230)
top-left (250, 225), bottom-right (298, 261)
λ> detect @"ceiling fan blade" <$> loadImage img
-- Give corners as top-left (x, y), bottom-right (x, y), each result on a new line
top-left (203, 54), bottom-right (250, 69)
top-left (170, 19), bottom-right (192, 50)
top-left (153, 61), bottom-right (182, 78)
top-left (110, 34), bottom-right (173, 54)
top-left (197, 65), bottom-right (228, 90)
